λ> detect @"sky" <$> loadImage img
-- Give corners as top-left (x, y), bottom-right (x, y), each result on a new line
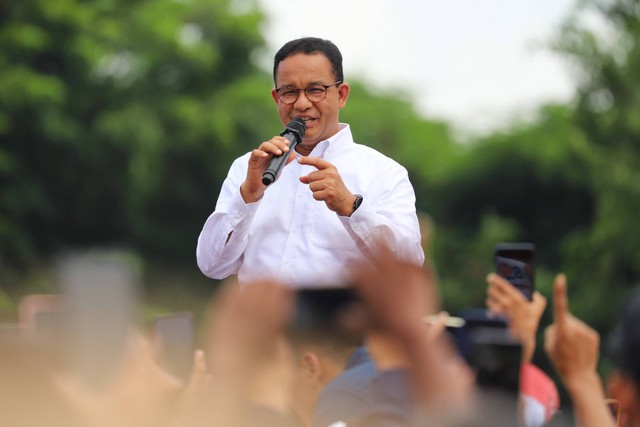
top-left (255, 0), bottom-right (580, 137)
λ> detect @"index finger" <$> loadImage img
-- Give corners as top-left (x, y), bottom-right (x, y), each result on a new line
top-left (297, 156), bottom-right (332, 170)
top-left (552, 273), bottom-right (569, 329)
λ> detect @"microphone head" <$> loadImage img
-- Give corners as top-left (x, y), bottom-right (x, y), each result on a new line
top-left (286, 118), bottom-right (306, 138)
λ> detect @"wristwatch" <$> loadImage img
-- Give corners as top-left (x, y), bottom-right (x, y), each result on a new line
top-left (352, 194), bottom-right (363, 213)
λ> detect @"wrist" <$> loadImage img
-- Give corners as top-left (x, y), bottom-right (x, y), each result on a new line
top-left (240, 182), bottom-right (264, 204)
top-left (350, 194), bottom-right (363, 216)
top-left (564, 370), bottom-right (603, 396)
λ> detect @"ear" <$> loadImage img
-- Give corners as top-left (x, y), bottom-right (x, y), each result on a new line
top-left (337, 82), bottom-right (350, 109)
top-left (607, 371), bottom-right (639, 425)
top-left (271, 87), bottom-right (279, 105)
top-left (301, 351), bottom-right (323, 383)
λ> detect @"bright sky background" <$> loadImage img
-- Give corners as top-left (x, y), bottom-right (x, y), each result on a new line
top-left (255, 0), bottom-right (580, 137)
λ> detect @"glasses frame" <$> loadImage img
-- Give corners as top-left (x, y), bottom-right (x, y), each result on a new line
top-left (275, 80), bottom-right (343, 105)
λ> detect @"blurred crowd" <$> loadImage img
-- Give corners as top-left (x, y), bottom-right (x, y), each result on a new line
top-left (0, 246), bottom-right (638, 427)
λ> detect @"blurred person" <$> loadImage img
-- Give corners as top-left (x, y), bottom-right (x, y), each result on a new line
top-left (485, 273), bottom-right (560, 426)
top-left (284, 286), bottom-right (367, 426)
top-left (287, 333), bottom-right (363, 427)
top-left (544, 273), bottom-right (617, 427)
top-left (196, 36), bottom-right (424, 287)
top-left (311, 321), bottom-right (451, 427)
top-left (605, 287), bottom-right (640, 427)
top-left (186, 278), bottom-right (300, 427)
top-left (349, 245), bottom-right (477, 426)
top-left (311, 264), bottom-right (451, 427)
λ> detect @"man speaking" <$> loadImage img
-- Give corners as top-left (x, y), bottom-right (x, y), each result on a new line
top-left (196, 37), bottom-right (424, 287)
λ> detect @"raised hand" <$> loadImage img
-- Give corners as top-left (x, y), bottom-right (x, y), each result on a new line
top-left (485, 272), bottom-right (547, 362)
top-left (298, 156), bottom-right (357, 216)
top-left (543, 274), bottom-right (616, 427)
top-left (241, 136), bottom-right (296, 203)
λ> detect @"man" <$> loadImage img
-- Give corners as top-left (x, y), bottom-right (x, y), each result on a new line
top-left (196, 37), bottom-right (424, 287)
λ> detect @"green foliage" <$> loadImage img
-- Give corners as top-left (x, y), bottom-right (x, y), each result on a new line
top-left (0, 0), bottom-right (270, 279)
top-left (550, 0), bottom-right (640, 330)
top-left (342, 82), bottom-right (462, 184)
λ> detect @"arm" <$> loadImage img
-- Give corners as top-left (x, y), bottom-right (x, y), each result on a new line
top-left (197, 136), bottom-right (298, 280)
top-left (299, 156), bottom-right (424, 267)
top-left (196, 155), bottom-right (255, 279)
top-left (544, 274), bottom-right (616, 427)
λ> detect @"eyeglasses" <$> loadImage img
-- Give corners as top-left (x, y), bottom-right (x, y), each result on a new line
top-left (275, 81), bottom-right (342, 104)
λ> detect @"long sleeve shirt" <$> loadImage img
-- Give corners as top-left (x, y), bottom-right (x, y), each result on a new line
top-left (196, 124), bottom-right (424, 288)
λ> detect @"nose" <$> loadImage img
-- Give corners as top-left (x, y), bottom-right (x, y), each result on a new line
top-left (293, 89), bottom-right (313, 109)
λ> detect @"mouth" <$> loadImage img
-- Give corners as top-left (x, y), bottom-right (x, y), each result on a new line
top-left (298, 117), bottom-right (316, 126)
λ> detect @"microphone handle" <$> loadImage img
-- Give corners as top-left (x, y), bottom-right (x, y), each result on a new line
top-left (262, 132), bottom-right (300, 186)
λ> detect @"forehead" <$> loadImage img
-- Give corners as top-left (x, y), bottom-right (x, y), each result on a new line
top-left (275, 53), bottom-right (334, 87)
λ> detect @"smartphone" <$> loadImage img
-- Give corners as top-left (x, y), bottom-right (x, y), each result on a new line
top-left (469, 326), bottom-right (522, 425)
top-left (469, 326), bottom-right (522, 393)
top-left (152, 311), bottom-right (196, 383)
top-left (494, 242), bottom-right (535, 301)
top-left (447, 307), bottom-right (508, 363)
top-left (56, 252), bottom-right (139, 391)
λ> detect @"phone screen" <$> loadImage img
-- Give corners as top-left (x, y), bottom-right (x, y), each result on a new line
top-left (494, 243), bottom-right (535, 301)
top-left (153, 311), bottom-right (195, 383)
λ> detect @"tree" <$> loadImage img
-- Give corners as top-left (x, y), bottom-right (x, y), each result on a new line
top-left (0, 0), bottom-right (273, 278)
top-left (553, 0), bottom-right (640, 327)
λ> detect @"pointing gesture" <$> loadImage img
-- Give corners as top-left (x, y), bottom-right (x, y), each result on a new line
top-left (544, 274), bottom-right (600, 390)
top-left (544, 274), bottom-right (617, 427)
top-left (298, 156), bottom-right (357, 216)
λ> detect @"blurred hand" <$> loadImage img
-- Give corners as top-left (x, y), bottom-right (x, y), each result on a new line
top-left (55, 332), bottom-right (182, 427)
top-left (204, 278), bottom-right (294, 379)
top-left (543, 274), bottom-right (618, 427)
top-left (350, 244), bottom-right (439, 338)
top-left (485, 273), bottom-right (547, 362)
top-left (544, 274), bottom-right (600, 391)
top-left (350, 244), bottom-right (474, 416)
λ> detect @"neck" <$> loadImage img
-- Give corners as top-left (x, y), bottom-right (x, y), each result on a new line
top-left (295, 144), bottom-right (314, 157)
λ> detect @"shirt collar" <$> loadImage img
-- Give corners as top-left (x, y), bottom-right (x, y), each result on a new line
top-left (308, 123), bottom-right (352, 158)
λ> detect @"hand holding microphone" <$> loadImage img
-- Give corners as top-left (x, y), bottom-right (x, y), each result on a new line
top-left (262, 118), bottom-right (306, 186)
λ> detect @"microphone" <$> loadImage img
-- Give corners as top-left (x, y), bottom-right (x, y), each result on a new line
top-left (262, 118), bottom-right (306, 186)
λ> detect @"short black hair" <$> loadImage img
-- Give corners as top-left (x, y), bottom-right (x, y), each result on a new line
top-left (608, 287), bottom-right (640, 387)
top-left (273, 37), bottom-right (344, 85)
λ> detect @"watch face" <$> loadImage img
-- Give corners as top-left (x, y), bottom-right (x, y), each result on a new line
top-left (353, 194), bottom-right (363, 211)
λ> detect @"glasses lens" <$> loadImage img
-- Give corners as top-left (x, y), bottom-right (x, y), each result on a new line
top-left (278, 89), bottom-right (298, 104)
top-left (305, 86), bottom-right (327, 102)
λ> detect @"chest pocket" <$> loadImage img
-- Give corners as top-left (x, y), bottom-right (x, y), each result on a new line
top-left (310, 202), bottom-right (355, 251)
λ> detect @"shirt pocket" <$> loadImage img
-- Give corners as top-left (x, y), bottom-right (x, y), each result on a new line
top-left (310, 204), bottom-right (355, 251)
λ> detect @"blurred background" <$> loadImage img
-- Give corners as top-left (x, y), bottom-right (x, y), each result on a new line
top-left (1, 0), bottom-right (639, 389)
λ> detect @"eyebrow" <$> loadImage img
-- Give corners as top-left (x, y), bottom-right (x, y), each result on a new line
top-left (277, 81), bottom-right (326, 89)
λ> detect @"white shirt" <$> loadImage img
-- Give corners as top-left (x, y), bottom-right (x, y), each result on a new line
top-left (196, 124), bottom-right (424, 288)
